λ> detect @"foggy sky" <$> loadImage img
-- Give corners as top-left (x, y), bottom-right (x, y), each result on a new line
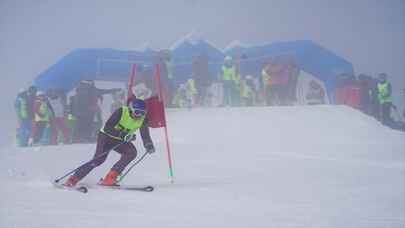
top-left (0, 0), bottom-right (404, 145)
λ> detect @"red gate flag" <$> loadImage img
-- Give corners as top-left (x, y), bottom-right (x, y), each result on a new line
top-left (145, 96), bottom-right (166, 128)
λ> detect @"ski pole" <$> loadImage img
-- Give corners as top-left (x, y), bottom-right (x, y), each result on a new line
top-left (54, 141), bottom-right (126, 183)
top-left (116, 151), bottom-right (149, 183)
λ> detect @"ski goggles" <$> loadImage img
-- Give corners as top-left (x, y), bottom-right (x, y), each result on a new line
top-left (132, 108), bottom-right (147, 117)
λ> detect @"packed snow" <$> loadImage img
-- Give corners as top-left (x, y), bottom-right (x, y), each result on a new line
top-left (1, 105), bottom-right (404, 228)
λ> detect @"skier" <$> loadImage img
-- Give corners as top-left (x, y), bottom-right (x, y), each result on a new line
top-left (63, 98), bottom-right (155, 187)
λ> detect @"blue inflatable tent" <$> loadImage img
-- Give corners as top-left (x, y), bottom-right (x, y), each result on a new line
top-left (170, 38), bottom-right (225, 84)
top-left (34, 40), bottom-right (353, 102)
top-left (34, 48), bottom-right (156, 92)
top-left (34, 40), bottom-right (225, 92)
top-left (233, 40), bottom-right (354, 100)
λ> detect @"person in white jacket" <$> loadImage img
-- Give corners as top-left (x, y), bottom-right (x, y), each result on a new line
top-left (48, 89), bottom-right (70, 144)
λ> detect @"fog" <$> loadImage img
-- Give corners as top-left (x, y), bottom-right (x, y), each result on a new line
top-left (1, 0), bottom-right (404, 146)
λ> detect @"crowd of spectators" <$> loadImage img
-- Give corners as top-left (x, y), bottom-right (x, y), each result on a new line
top-left (15, 55), bottom-right (405, 147)
top-left (15, 81), bottom-right (120, 147)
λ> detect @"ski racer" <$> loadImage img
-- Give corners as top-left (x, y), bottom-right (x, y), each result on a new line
top-left (63, 98), bottom-right (155, 187)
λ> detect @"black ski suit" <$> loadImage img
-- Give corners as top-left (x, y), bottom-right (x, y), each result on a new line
top-left (73, 107), bottom-right (153, 180)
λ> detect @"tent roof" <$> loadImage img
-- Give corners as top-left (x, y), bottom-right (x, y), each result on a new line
top-left (34, 48), bottom-right (155, 91)
top-left (34, 40), bottom-right (353, 98)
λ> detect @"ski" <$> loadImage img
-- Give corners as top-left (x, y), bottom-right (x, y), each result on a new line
top-left (52, 181), bottom-right (88, 193)
top-left (84, 183), bottom-right (154, 192)
top-left (103, 185), bottom-right (154, 192)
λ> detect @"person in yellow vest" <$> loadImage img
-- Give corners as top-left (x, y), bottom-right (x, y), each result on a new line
top-left (32, 91), bottom-right (53, 145)
top-left (186, 78), bottom-right (198, 107)
top-left (240, 75), bottom-right (256, 106)
top-left (220, 56), bottom-right (239, 106)
top-left (172, 83), bottom-right (189, 108)
top-left (15, 89), bottom-right (30, 146)
top-left (63, 98), bottom-right (155, 187)
top-left (261, 64), bottom-right (272, 105)
top-left (376, 73), bottom-right (393, 126)
top-left (66, 95), bottom-right (77, 144)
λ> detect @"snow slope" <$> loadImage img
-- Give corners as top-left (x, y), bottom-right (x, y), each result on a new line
top-left (1, 105), bottom-right (404, 228)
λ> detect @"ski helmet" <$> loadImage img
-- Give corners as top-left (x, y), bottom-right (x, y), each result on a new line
top-left (130, 98), bottom-right (147, 117)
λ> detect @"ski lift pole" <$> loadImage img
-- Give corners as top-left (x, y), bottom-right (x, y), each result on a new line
top-left (155, 63), bottom-right (175, 182)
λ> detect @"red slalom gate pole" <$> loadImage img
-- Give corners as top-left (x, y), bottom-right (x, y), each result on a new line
top-left (155, 64), bottom-right (174, 183)
top-left (127, 64), bottom-right (137, 104)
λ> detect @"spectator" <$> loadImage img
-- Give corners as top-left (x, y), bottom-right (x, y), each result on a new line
top-left (186, 78), bottom-right (198, 107)
top-left (305, 80), bottom-right (325, 105)
top-left (286, 60), bottom-right (299, 104)
top-left (261, 63), bottom-right (272, 106)
top-left (32, 91), bottom-right (53, 145)
top-left (172, 83), bottom-right (192, 108)
top-left (15, 89), bottom-right (30, 146)
top-left (262, 59), bottom-right (290, 106)
top-left (376, 73), bottom-right (393, 126)
top-left (66, 95), bottom-right (77, 144)
top-left (92, 96), bottom-right (104, 142)
top-left (240, 75), bottom-right (256, 106)
top-left (192, 53), bottom-right (210, 106)
top-left (73, 80), bottom-right (121, 143)
top-left (48, 89), bottom-right (70, 145)
top-left (219, 56), bottom-right (239, 106)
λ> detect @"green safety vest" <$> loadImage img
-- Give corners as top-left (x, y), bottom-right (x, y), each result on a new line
top-left (35, 100), bottom-right (50, 122)
top-left (241, 82), bottom-right (253, 98)
top-left (187, 79), bottom-right (197, 95)
top-left (377, 82), bottom-right (392, 104)
top-left (221, 66), bottom-right (237, 81)
top-left (101, 106), bottom-right (145, 140)
top-left (16, 97), bottom-right (28, 119)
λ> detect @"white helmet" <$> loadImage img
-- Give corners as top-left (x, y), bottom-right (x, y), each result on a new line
top-left (224, 56), bottom-right (232, 61)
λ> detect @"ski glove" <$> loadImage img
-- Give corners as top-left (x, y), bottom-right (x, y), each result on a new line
top-left (123, 134), bottom-right (136, 142)
top-left (145, 143), bottom-right (155, 154)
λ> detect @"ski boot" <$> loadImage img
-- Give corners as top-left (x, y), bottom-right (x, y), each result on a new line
top-left (98, 170), bottom-right (119, 186)
top-left (63, 175), bottom-right (80, 187)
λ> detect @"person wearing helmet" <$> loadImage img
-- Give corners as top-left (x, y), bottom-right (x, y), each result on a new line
top-left (32, 91), bottom-right (54, 145)
top-left (220, 55), bottom-right (240, 106)
top-left (63, 98), bottom-right (155, 187)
